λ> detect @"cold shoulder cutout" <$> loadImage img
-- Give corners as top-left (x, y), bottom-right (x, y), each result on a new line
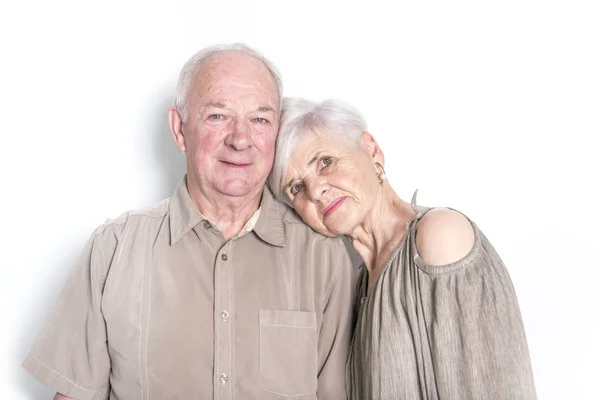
top-left (346, 197), bottom-right (537, 400)
top-left (415, 207), bottom-right (475, 267)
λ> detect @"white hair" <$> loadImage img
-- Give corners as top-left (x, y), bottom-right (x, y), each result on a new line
top-left (269, 97), bottom-right (368, 204)
top-left (173, 43), bottom-right (283, 122)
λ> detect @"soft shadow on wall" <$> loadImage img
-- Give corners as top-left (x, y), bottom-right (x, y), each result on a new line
top-left (147, 87), bottom-right (186, 200)
top-left (15, 277), bottom-right (66, 398)
top-left (13, 90), bottom-right (185, 399)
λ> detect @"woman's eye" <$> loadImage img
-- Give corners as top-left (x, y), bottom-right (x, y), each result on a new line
top-left (253, 117), bottom-right (268, 124)
top-left (319, 156), bottom-right (334, 168)
top-left (209, 114), bottom-right (223, 120)
top-left (290, 182), bottom-right (305, 196)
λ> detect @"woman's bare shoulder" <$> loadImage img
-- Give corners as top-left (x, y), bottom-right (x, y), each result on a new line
top-left (415, 207), bottom-right (475, 267)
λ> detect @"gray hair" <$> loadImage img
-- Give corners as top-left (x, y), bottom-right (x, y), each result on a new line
top-left (269, 97), bottom-right (368, 204)
top-left (174, 43), bottom-right (283, 122)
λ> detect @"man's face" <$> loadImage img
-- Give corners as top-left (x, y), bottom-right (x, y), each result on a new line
top-left (171, 51), bottom-right (280, 200)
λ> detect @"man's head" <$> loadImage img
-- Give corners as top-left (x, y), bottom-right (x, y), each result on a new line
top-left (169, 44), bottom-right (282, 201)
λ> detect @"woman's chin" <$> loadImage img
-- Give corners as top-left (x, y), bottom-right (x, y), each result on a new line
top-left (316, 222), bottom-right (349, 238)
top-left (298, 213), bottom-right (351, 238)
top-left (304, 221), bottom-right (341, 238)
top-left (321, 230), bottom-right (339, 238)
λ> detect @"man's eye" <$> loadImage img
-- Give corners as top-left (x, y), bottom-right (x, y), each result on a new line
top-left (290, 182), bottom-right (305, 196)
top-left (253, 117), bottom-right (268, 124)
top-left (209, 114), bottom-right (223, 120)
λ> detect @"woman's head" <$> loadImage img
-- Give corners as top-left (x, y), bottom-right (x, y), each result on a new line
top-left (269, 97), bottom-right (386, 237)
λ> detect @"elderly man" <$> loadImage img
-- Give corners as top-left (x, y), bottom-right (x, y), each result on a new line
top-left (23, 44), bottom-right (355, 400)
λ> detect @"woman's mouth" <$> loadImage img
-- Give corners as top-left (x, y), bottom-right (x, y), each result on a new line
top-left (323, 197), bottom-right (346, 217)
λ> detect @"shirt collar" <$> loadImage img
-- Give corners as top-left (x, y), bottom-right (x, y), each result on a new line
top-left (253, 185), bottom-right (286, 247)
top-left (169, 177), bottom-right (286, 247)
top-left (169, 177), bottom-right (205, 245)
top-left (233, 206), bottom-right (261, 239)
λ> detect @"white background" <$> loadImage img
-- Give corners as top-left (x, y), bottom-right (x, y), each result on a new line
top-left (1, 0), bottom-right (599, 398)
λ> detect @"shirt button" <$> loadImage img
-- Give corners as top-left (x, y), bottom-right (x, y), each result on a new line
top-left (221, 254), bottom-right (228, 261)
top-left (221, 310), bottom-right (230, 320)
top-left (220, 373), bottom-right (228, 385)
top-left (203, 220), bottom-right (211, 229)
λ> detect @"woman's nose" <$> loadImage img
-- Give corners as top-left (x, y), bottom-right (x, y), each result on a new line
top-left (308, 179), bottom-right (328, 202)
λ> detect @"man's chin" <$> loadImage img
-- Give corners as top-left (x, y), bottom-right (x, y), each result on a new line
top-left (216, 181), bottom-right (264, 198)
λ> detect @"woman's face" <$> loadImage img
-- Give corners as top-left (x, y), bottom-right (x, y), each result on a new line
top-left (284, 133), bottom-right (382, 237)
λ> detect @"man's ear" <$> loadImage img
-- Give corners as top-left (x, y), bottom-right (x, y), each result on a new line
top-left (360, 131), bottom-right (385, 166)
top-left (169, 106), bottom-right (186, 152)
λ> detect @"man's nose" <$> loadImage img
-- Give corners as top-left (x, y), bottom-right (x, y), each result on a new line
top-left (224, 119), bottom-right (252, 150)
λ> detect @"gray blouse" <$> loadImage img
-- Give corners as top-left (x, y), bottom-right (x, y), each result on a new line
top-left (346, 203), bottom-right (537, 400)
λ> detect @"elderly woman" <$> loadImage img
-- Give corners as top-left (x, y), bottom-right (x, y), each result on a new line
top-left (269, 98), bottom-right (537, 399)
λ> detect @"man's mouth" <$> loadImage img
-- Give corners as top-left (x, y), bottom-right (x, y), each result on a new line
top-left (220, 160), bottom-right (251, 168)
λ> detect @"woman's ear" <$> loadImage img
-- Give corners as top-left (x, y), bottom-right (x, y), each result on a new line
top-left (360, 131), bottom-right (385, 166)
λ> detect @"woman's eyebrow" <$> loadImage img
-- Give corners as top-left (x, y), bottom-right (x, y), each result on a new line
top-left (307, 151), bottom-right (323, 167)
top-left (284, 150), bottom-right (324, 189)
top-left (285, 178), bottom-right (297, 189)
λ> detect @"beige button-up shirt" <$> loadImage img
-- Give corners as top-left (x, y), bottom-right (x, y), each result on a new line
top-left (23, 178), bottom-right (355, 400)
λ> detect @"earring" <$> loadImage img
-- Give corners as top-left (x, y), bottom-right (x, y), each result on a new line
top-left (375, 162), bottom-right (386, 184)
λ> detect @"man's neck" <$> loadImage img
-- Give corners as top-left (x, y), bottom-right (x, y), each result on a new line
top-left (187, 182), bottom-right (263, 241)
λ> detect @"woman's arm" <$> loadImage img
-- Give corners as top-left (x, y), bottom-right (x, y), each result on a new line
top-left (412, 207), bottom-right (537, 399)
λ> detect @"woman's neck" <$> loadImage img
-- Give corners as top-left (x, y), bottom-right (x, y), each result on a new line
top-left (346, 185), bottom-right (415, 288)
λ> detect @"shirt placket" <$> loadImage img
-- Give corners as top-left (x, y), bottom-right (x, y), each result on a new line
top-left (214, 240), bottom-right (233, 400)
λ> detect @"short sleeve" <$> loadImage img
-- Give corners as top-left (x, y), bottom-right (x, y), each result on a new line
top-left (22, 226), bottom-right (116, 400)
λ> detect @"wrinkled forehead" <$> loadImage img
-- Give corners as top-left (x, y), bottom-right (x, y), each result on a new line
top-left (295, 126), bottom-right (359, 154)
top-left (287, 134), bottom-right (341, 173)
top-left (191, 51), bottom-right (279, 102)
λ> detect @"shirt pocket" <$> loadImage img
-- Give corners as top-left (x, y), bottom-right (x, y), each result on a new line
top-left (259, 309), bottom-right (318, 397)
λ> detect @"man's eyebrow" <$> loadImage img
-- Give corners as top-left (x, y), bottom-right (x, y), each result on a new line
top-left (256, 106), bottom-right (276, 113)
top-left (204, 101), bottom-right (227, 108)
